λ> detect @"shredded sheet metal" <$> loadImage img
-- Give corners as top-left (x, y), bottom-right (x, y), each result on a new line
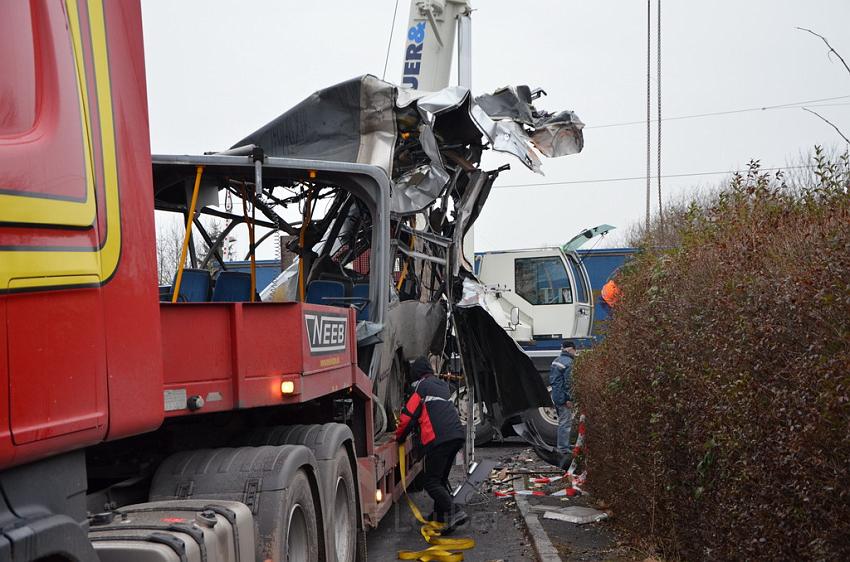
top-left (453, 301), bottom-right (551, 417)
top-left (232, 75), bottom-right (583, 215)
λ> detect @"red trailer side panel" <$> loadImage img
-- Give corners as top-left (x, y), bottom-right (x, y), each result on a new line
top-left (160, 303), bottom-right (367, 417)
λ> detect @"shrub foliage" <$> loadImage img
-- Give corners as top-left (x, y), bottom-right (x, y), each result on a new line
top-left (574, 150), bottom-right (850, 560)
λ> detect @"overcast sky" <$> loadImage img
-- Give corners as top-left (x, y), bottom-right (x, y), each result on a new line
top-left (141, 0), bottom-right (850, 252)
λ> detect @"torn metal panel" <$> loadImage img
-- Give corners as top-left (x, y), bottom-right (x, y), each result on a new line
top-left (530, 110), bottom-right (585, 157)
top-left (453, 305), bottom-right (551, 419)
top-left (232, 75), bottom-right (397, 173)
top-left (415, 86), bottom-right (470, 117)
top-left (451, 170), bottom-right (492, 275)
top-left (231, 74), bottom-right (582, 216)
top-left (474, 86), bottom-right (536, 125)
top-left (388, 300), bottom-right (448, 362)
top-left (392, 122), bottom-right (450, 214)
top-left (475, 84), bottom-right (584, 161)
top-left (469, 105), bottom-right (542, 173)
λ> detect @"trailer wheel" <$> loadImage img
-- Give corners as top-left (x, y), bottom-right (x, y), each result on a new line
top-left (384, 354), bottom-right (405, 431)
top-left (282, 469), bottom-right (320, 562)
top-left (373, 400), bottom-right (387, 436)
top-left (452, 385), bottom-right (495, 446)
top-left (330, 447), bottom-right (357, 562)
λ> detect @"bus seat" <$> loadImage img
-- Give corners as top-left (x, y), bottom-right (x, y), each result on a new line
top-left (352, 283), bottom-right (370, 321)
top-left (305, 280), bottom-right (346, 306)
top-left (212, 271), bottom-right (253, 302)
top-left (170, 269), bottom-right (211, 302)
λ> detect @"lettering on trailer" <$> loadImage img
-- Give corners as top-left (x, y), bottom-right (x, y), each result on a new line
top-left (402, 22), bottom-right (426, 89)
top-left (304, 313), bottom-right (348, 355)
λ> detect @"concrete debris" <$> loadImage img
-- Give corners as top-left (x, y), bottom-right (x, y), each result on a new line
top-left (542, 506), bottom-right (609, 525)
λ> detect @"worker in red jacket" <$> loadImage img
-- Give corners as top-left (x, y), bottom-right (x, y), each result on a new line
top-left (396, 357), bottom-right (468, 532)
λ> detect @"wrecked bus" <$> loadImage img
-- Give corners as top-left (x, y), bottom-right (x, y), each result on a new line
top-left (156, 75), bottom-right (586, 448)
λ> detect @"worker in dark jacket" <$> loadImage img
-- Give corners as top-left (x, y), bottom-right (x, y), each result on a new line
top-left (396, 357), bottom-right (467, 532)
top-left (550, 340), bottom-right (576, 453)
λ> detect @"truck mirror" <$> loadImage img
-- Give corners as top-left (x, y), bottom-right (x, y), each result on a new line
top-left (510, 306), bottom-right (520, 327)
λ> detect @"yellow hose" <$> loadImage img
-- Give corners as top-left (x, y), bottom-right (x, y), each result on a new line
top-left (172, 166), bottom-right (204, 303)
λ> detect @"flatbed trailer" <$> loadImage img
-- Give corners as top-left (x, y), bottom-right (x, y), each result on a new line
top-left (159, 298), bottom-right (419, 529)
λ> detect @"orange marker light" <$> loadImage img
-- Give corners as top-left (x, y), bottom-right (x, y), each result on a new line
top-left (308, 170), bottom-right (317, 179)
top-left (280, 380), bottom-right (296, 395)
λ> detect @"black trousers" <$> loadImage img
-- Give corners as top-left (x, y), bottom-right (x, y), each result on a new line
top-left (423, 438), bottom-right (464, 521)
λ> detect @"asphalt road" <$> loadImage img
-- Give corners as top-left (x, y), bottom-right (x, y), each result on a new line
top-left (366, 439), bottom-right (537, 561)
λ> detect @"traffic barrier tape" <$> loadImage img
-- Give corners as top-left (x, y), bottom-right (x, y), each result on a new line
top-left (397, 444), bottom-right (476, 561)
top-left (567, 414), bottom-right (587, 477)
top-left (531, 475), bottom-right (563, 484)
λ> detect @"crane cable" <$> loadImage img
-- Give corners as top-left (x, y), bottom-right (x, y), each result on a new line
top-left (382, 0), bottom-right (401, 80)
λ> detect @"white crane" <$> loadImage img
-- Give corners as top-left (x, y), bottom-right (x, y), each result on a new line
top-left (400, 0), bottom-right (475, 258)
top-left (401, 0), bottom-right (472, 91)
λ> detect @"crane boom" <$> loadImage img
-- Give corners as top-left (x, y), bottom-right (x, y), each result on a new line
top-left (401, 0), bottom-right (472, 91)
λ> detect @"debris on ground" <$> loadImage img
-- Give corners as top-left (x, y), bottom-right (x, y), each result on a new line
top-left (479, 440), bottom-right (643, 561)
top-left (541, 506), bottom-right (610, 524)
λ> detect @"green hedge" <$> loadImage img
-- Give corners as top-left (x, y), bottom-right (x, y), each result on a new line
top-left (574, 153), bottom-right (850, 561)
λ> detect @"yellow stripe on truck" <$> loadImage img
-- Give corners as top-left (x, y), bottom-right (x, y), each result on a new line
top-left (0, 0), bottom-right (122, 291)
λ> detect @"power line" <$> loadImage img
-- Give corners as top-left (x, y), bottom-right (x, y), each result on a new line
top-left (586, 94), bottom-right (850, 130)
top-left (492, 165), bottom-right (814, 189)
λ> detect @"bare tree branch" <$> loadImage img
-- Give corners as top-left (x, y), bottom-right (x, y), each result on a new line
top-left (797, 27), bottom-right (850, 76)
top-left (802, 107), bottom-right (850, 144)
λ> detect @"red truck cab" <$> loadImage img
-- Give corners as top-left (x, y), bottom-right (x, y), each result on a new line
top-left (0, 4), bottom-right (414, 561)
top-left (0, 0), bottom-right (163, 469)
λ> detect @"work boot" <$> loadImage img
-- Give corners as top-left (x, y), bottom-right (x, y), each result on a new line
top-left (440, 509), bottom-right (468, 535)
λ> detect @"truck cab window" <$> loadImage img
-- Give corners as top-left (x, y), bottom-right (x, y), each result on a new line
top-left (515, 257), bottom-right (573, 305)
top-left (566, 255), bottom-right (589, 303)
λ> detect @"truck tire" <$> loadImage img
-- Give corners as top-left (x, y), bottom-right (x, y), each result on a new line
top-left (330, 447), bottom-right (357, 562)
top-left (452, 385), bottom-right (495, 446)
top-left (243, 424), bottom-right (358, 562)
top-left (150, 445), bottom-right (321, 562)
top-left (355, 528), bottom-right (368, 562)
top-left (283, 469), bottom-right (321, 562)
top-left (522, 385), bottom-right (559, 447)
